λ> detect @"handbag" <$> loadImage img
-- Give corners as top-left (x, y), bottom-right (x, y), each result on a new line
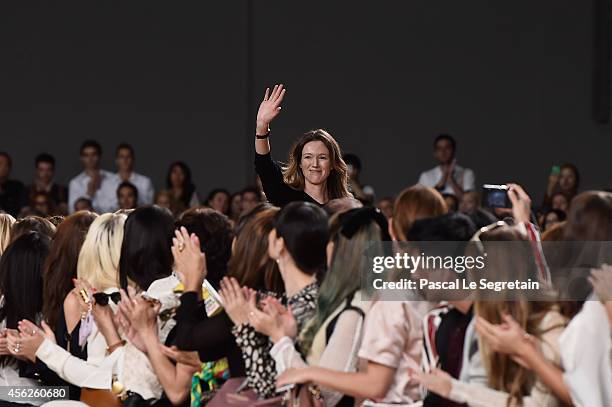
top-left (80, 388), bottom-right (122, 407)
top-left (206, 377), bottom-right (284, 407)
top-left (282, 384), bottom-right (324, 407)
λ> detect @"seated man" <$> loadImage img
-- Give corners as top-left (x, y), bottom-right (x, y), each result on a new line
top-left (418, 134), bottom-right (475, 198)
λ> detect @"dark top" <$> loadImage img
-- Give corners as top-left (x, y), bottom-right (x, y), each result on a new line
top-left (26, 183), bottom-right (68, 206)
top-left (173, 292), bottom-right (245, 377)
top-left (423, 307), bottom-right (472, 407)
top-left (254, 153), bottom-right (323, 207)
top-left (0, 179), bottom-right (27, 217)
top-left (27, 307), bottom-right (86, 400)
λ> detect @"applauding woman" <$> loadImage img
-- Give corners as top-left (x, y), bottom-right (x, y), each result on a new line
top-left (254, 84), bottom-right (351, 206)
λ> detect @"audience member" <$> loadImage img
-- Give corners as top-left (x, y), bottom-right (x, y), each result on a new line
top-left (418, 134), bottom-right (475, 198)
top-left (271, 207), bottom-right (388, 406)
top-left (442, 193), bottom-right (459, 213)
top-left (117, 181), bottom-right (139, 210)
top-left (73, 198), bottom-right (93, 212)
top-left (10, 216), bottom-right (56, 243)
top-left (68, 140), bottom-right (117, 214)
top-left (459, 190), bottom-right (480, 214)
top-left (0, 213), bottom-right (16, 256)
top-left (543, 163), bottom-right (580, 210)
top-left (1, 232), bottom-right (51, 405)
top-left (25, 153), bottom-right (68, 215)
top-left (240, 186), bottom-right (263, 215)
top-left (376, 196), bottom-right (394, 219)
top-left (323, 197), bottom-right (363, 216)
top-left (163, 161), bottom-right (200, 216)
top-left (24, 191), bottom-right (54, 217)
top-left (254, 84), bottom-right (350, 206)
top-left (154, 189), bottom-right (172, 212)
top-left (39, 210), bottom-right (98, 399)
top-left (541, 208), bottom-right (566, 232)
top-left (110, 143), bottom-right (154, 205)
top-left (206, 188), bottom-right (231, 215)
top-left (343, 153), bottom-right (375, 205)
top-left (550, 191), bottom-right (570, 212)
top-left (0, 152), bottom-right (27, 217)
top-left (228, 192), bottom-right (242, 223)
top-left (223, 201), bottom-right (328, 398)
top-left (391, 185), bottom-right (447, 241)
top-left (12, 213), bottom-right (127, 397)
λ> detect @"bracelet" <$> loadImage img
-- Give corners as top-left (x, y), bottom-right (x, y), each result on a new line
top-left (106, 339), bottom-right (126, 354)
top-left (256, 132), bottom-right (270, 139)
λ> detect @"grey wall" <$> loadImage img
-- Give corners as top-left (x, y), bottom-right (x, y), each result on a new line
top-left (1, 1), bottom-right (610, 203)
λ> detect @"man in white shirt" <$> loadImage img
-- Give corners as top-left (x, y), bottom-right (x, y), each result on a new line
top-left (68, 140), bottom-right (118, 213)
top-left (107, 143), bottom-right (154, 205)
top-left (418, 134), bottom-right (475, 197)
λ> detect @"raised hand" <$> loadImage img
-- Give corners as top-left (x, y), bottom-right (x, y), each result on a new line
top-left (256, 84), bottom-right (286, 134)
top-left (507, 183), bottom-right (532, 224)
top-left (172, 227), bottom-right (206, 293)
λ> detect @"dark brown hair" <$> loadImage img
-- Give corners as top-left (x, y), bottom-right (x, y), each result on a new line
top-left (42, 211), bottom-right (98, 328)
top-left (227, 208), bottom-right (284, 295)
top-left (10, 216), bottom-right (56, 243)
top-left (176, 207), bottom-right (233, 289)
top-left (563, 191), bottom-right (612, 241)
top-left (283, 129), bottom-right (350, 200)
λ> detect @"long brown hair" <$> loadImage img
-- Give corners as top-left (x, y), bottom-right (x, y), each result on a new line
top-left (563, 190), bottom-right (612, 241)
top-left (227, 208), bottom-right (284, 295)
top-left (283, 129), bottom-right (350, 200)
top-left (475, 226), bottom-right (570, 406)
top-left (392, 185), bottom-right (447, 240)
top-left (42, 211), bottom-right (98, 328)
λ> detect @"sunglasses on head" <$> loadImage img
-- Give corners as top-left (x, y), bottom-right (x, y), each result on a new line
top-left (93, 292), bottom-right (121, 306)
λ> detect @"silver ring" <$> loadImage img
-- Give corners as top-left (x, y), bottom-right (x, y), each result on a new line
top-left (177, 242), bottom-right (185, 252)
top-left (13, 347), bottom-right (19, 353)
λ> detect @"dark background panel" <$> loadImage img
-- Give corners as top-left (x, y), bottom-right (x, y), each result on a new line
top-left (1, 0), bottom-right (610, 203)
top-left (0, 1), bottom-right (249, 197)
top-left (253, 0), bottom-right (611, 199)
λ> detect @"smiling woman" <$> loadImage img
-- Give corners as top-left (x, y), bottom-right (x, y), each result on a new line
top-left (254, 84), bottom-right (351, 207)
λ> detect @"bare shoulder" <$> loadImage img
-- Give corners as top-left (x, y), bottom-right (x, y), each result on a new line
top-left (63, 291), bottom-right (81, 332)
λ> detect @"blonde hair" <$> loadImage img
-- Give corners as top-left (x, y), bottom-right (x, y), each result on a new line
top-left (0, 213), bottom-right (16, 256)
top-left (283, 129), bottom-right (351, 200)
top-left (77, 213), bottom-right (126, 291)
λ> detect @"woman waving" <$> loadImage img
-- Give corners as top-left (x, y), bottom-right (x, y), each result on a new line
top-left (254, 84), bottom-right (351, 206)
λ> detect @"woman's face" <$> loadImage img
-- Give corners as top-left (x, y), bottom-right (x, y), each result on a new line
top-left (544, 212), bottom-right (560, 231)
top-left (156, 193), bottom-right (171, 209)
top-left (559, 168), bottom-right (577, 192)
top-left (300, 141), bottom-right (331, 186)
top-left (551, 194), bottom-right (569, 212)
top-left (230, 194), bottom-right (242, 216)
top-left (170, 165), bottom-right (186, 188)
top-left (210, 192), bottom-right (229, 214)
top-left (118, 187), bottom-right (137, 210)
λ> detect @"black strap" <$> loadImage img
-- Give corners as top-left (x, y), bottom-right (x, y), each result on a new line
top-left (325, 291), bottom-right (365, 344)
